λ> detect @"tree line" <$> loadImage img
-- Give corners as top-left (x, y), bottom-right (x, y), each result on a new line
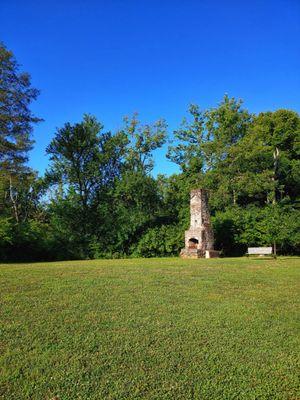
top-left (1, 42), bottom-right (299, 261)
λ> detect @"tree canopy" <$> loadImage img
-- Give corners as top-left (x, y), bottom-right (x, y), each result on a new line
top-left (0, 43), bottom-right (299, 261)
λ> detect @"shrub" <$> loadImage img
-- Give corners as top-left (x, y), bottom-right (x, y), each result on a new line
top-left (133, 225), bottom-right (184, 257)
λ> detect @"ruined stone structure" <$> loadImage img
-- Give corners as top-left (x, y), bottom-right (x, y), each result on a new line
top-left (180, 188), bottom-right (218, 258)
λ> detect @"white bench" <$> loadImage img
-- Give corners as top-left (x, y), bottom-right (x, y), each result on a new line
top-left (247, 247), bottom-right (274, 257)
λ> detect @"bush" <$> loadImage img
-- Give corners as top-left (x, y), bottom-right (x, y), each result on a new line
top-left (212, 204), bottom-right (300, 256)
top-left (133, 225), bottom-right (184, 257)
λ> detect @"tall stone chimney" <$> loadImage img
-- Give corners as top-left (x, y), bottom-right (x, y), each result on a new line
top-left (180, 188), bottom-right (218, 258)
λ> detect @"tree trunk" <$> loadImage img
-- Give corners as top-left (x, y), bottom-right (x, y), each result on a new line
top-left (9, 175), bottom-right (19, 223)
top-left (233, 190), bottom-right (236, 205)
top-left (273, 241), bottom-right (277, 259)
top-left (273, 147), bottom-right (279, 204)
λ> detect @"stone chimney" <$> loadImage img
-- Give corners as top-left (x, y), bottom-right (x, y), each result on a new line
top-left (180, 189), bottom-right (218, 258)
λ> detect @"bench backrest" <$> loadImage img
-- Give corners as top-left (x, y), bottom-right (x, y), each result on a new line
top-left (248, 247), bottom-right (273, 255)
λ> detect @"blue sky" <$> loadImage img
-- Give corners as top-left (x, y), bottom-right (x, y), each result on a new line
top-left (1, 0), bottom-right (299, 176)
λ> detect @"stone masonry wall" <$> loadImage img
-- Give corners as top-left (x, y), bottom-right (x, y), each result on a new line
top-left (181, 188), bottom-right (215, 258)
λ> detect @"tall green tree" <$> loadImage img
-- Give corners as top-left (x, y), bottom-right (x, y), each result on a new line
top-left (249, 110), bottom-right (300, 203)
top-left (0, 42), bottom-right (41, 172)
top-left (167, 104), bottom-right (205, 176)
top-left (168, 96), bottom-right (253, 208)
top-left (46, 114), bottom-right (127, 257)
top-left (108, 115), bottom-right (168, 255)
top-left (121, 113), bottom-right (167, 173)
top-left (46, 114), bottom-right (126, 209)
top-left (0, 42), bottom-right (41, 223)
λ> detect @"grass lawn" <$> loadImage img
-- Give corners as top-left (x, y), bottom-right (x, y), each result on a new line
top-left (0, 257), bottom-right (299, 399)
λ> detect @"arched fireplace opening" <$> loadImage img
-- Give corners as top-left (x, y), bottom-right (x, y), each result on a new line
top-left (188, 238), bottom-right (198, 249)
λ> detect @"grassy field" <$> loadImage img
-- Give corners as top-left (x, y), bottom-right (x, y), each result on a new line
top-left (0, 257), bottom-right (299, 400)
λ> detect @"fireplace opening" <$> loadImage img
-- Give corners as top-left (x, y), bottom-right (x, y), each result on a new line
top-left (188, 238), bottom-right (198, 249)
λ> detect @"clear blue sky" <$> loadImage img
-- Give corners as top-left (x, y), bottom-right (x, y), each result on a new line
top-left (1, 0), bottom-right (299, 176)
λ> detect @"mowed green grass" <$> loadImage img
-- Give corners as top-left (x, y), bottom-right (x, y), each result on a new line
top-left (0, 258), bottom-right (299, 400)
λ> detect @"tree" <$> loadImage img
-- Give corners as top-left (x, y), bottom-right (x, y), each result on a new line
top-left (166, 97), bottom-right (299, 256)
top-left (46, 114), bottom-right (128, 256)
top-left (107, 114), bottom-right (168, 255)
top-left (120, 113), bottom-right (167, 173)
top-left (168, 96), bottom-right (253, 209)
top-left (0, 42), bottom-right (42, 223)
top-left (111, 171), bottom-right (162, 254)
top-left (46, 114), bottom-right (126, 209)
top-left (249, 110), bottom-right (300, 203)
top-left (167, 104), bottom-right (205, 175)
top-left (0, 42), bottom-right (41, 172)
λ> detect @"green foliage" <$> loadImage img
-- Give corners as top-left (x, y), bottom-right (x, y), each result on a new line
top-left (167, 104), bottom-right (205, 174)
top-left (0, 216), bottom-right (13, 245)
top-left (42, 114), bottom-right (168, 260)
top-left (0, 42), bottom-right (43, 236)
top-left (121, 113), bottom-right (167, 173)
top-left (0, 42), bottom-right (41, 172)
top-left (249, 109), bottom-right (300, 202)
top-left (0, 44), bottom-right (299, 261)
top-left (46, 114), bottom-right (126, 204)
top-left (133, 224), bottom-right (184, 257)
top-left (213, 204), bottom-right (300, 255)
top-left (111, 171), bottom-right (162, 254)
top-left (44, 115), bottom-right (127, 258)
